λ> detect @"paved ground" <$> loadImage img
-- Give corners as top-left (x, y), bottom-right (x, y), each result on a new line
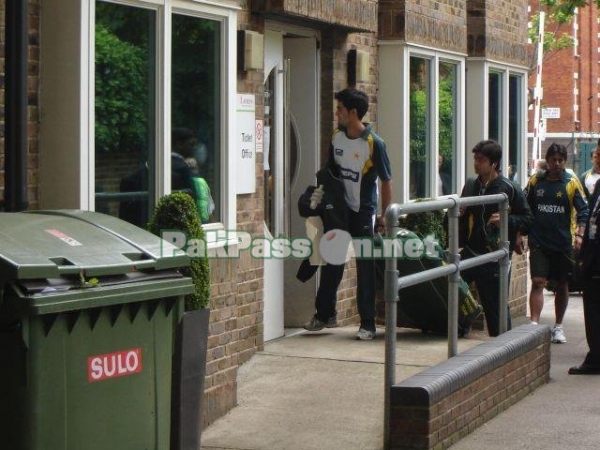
top-left (202, 291), bottom-right (600, 450)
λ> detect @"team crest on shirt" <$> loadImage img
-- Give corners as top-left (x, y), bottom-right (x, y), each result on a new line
top-left (556, 191), bottom-right (563, 199)
top-left (354, 151), bottom-right (361, 159)
top-left (335, 148), bottom-right (344, 156)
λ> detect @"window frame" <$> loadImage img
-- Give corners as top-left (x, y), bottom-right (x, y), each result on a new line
top-left (406, 47), bottom-right (466, 202)
top-left (89, 0), bottom-right (238, 234)
top-left (486, 63), bottom-right (528, 185)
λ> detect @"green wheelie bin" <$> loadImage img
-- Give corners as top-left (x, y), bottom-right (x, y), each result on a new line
top-left (0, 210), bottom-right (194, 450)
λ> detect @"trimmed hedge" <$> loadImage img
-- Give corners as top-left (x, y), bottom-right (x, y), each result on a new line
top-left (147, 192), bottom-right (210, 310)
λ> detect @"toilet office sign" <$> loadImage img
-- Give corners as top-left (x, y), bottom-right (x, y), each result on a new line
top-left (237, 93), bottom-right (256, 194)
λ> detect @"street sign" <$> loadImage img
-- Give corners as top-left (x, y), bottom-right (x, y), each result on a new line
top-left (541, 107), bottom-right (560, 119)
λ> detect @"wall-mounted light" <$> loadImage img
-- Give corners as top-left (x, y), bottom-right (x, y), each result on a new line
top-left (347, 49), bottom-right (370, 85)
top-left (238, 30), bottom-right (264, 71)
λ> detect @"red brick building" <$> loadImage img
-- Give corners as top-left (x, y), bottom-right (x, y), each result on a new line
top-left (528, 1), bottom-right (600, 173)
top-left (1, 0), bottom-right (530, 433)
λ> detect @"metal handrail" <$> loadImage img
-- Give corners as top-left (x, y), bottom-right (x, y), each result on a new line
top-left (382, 193), bottom-right (510, 449)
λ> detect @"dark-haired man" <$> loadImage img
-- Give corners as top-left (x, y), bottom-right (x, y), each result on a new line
top-left (524, 142), bottom-right (589, 343)
top-left (303, 88), bottom-right (393, 340)
top-left (458, 140), bottom-right (532, 337)
top-left (570, 176), bottom-right (600, 374)
top-left (579, 142), bottom-right (600, 201)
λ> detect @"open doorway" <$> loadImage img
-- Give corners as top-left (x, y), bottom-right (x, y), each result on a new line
top-left (263, 25), bottom-right (320, 341)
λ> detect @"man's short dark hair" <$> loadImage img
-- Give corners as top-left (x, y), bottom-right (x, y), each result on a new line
top-left (335, 88), bottom-right (369, 120)
top-left (545, 142), bottom-right (568, 161)
top-left (472, 140), bottom-right (502, 167)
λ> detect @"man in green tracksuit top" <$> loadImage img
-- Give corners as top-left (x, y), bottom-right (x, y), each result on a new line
top-left (524, 143), bottom-right (589, 344)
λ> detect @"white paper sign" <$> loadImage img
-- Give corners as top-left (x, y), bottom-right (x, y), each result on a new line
top-left (237, 94), bottom-right (256, 194)
top-left (541, 107), bottom-right (560, 119)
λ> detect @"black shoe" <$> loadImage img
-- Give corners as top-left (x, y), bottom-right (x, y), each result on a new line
top-left (568, 363), bottom-right (600, 375)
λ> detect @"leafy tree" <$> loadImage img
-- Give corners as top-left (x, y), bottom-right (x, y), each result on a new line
top-left (95, 24), bottom-right (149, 153)
top-left (527, 0), bottom-right (600, 75)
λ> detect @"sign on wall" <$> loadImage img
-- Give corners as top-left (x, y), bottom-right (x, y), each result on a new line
top-left (237, 94), bottom-right (256, 194)
top-left (541, 107), bottom-right (560, 119)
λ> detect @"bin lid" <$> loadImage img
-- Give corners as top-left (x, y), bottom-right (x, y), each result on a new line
top-left (0, 210), bottom-right (191, 280)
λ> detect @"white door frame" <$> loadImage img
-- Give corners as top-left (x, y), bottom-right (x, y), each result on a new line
top-left (263, 22), bottom-right (320, 341)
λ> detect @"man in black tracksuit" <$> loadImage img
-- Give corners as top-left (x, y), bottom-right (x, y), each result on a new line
top-left (458, 140), bottom-right (533, 336)
top-left (569, 180), bottom-right (600, 374)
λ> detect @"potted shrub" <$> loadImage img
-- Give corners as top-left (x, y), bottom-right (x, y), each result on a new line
top-left (147, 192), bottom-right (210, 450)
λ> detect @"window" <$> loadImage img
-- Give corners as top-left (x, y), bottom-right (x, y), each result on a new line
top-left (409, 54), bottom-right (462, 200)
top-left (409, 56), bottom-right (431, 199)
top-left (94, 3), bottom-right (156, 227)
top-left (93, 0), bottom-right (236, 229)
top-left (483, 66), bottom-right (525, 183)
top-left (438, 61), bottom-right (458, 196)
top-left (171, 13), bottom-right (221, 224)
top-left (508, 74), bottom-right (523, 182)
top-left (488, 71), bottom-right (502, 144)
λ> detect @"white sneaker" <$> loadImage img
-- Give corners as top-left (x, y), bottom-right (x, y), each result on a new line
top-left (551, 325), bottom-right (567, 344)
top-left (355, 328), bottom-right (376, 341)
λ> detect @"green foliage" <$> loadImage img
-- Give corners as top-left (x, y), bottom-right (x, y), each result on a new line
top-left (409, 60), bottom-right (455, 164)
top-left (528, 11), bottom-right (574, 55)
top-left (95, 23), bottom-right (149, 153)
top-left (525, 0), bottom-right (600, 74)
top-left (438, 69), bottom-right (455, 164)
top-left (398, 198), bottom-right (447, 246)
top-left (147, 192), bottom-right (210, 310)
top-left (540, 0), bottom-right (600, 20)
top-left (409, 89), bottom-right (427, 163)
top-left (171, 15), bottom-right (218, 131)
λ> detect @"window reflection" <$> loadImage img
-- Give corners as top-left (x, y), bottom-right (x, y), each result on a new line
top-left (409, 57), bottom-right (431, 199)
top-left (488, 72), bottom-right (502, 144)
top-left (94, 3), bottom-right (221, 227)
top-left (171, 14), bottom-right (220, 223)
top-left (94, 2), bottom-right (155, 228)
top-left (438, 62), bottom-right (457, 195)
top-left (508, 75), bottom-right (521, 182)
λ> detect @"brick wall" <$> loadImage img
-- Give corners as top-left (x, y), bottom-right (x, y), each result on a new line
top-left (467, 0), bottom-right (528, 65)
top-left (379, 0), bottom-right (467, 53)
top-left (389, 325), bottom-right (550, 450)
top-left (509, 251), bottom-right (528, 318)
top-left (0, 0), bottom-right (40, 209)
top-left (8, 0), bottom-right (535, 431)
top-left (252, 0), bottom-right (378, 32)
top-left (527, 0), bottom-right (600, 138)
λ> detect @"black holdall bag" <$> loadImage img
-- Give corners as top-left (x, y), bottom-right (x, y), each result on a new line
top-left (375, 228), bottom-right (482, 336)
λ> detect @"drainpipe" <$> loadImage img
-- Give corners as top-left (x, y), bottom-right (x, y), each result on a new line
top-left (4, 0), bottom-right (30, 211)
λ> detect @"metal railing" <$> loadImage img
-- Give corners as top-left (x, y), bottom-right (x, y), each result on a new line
top-left (382, 193), bottom-right (510, 449)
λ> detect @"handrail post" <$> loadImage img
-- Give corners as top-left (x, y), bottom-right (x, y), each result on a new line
top-left (383, 205), bottom-right (400, 450)
top-left (498, 194), bottom-right (510, 334)
top-left (447, 195), bottom-right (461, 357)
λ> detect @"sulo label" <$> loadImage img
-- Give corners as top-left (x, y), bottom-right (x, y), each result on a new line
top-left (87, 348), bottom-right (142, 383)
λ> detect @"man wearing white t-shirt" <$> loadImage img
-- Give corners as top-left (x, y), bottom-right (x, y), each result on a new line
top-left (303, 88), bottom-right (393, 340)
top-left (579, 143), bottom-right (600, 202)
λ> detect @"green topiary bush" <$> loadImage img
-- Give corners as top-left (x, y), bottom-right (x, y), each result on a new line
top-left (147, 192), bottom-right (210, 310)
